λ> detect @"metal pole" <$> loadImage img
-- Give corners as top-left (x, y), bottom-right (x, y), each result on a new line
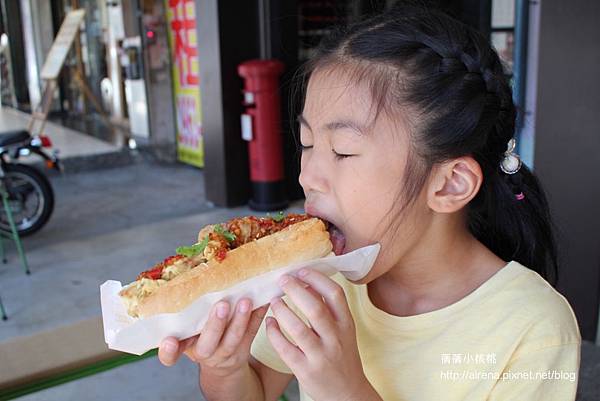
top-left (513, 0), bottom-right (529, 138)
top-left (258, 0), bottom-right (271, 60)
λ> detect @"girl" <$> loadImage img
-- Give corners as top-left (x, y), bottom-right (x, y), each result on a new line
top-left (158, 4), bottom-right (581, 401)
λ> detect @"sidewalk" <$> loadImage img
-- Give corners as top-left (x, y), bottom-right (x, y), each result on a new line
top-left (0, 106), bottom-right (119, 159)
top-left (0, 160), bottom-right (302, 400)
top-left (0, 162), bottom-right (208, 340)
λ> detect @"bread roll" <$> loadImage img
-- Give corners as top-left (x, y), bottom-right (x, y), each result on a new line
top-left (136, 218), bottom-right (332, 317)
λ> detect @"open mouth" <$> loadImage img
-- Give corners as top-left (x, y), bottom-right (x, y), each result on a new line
top-left (326, 221), bottom-right (346, 256)
top-left (305, 209), bottom-right (347, 256)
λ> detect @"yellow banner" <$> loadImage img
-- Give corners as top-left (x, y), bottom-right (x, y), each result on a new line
top-left (165, 0), bottom-right (204, 167)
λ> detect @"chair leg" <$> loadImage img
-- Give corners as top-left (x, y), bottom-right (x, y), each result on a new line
top-left (14, 236), bottom-right (30, 275)
top-left (0, 234), bottom-right (5, 264)
top-left (1, 191), bottom-right (29, 275)
top-left (0, 294), bottom-right (7, 320)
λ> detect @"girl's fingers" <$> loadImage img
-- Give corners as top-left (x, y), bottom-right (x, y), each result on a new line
top-left (278, 274), bottom-right (337, 337)
top-left (158, 336), bottom-right (185, 366)
top-left (194, 301), bottom-right (230, 359)
top-left (248, 304), bottom-right (270, 334)
top-left (180, 336), bottom-right (201, 362)
top-left (269, 297), bottom-right (321, 353)
top-left (239, 304), bottom-right (270, 350)
top-left (296, 269), bottom-right (352, 325)
top-left (305, 285), bottom-right (324, 301)
top-left (159, 303), bottom-right (270, 366)
top-left (265, 316), bottom-right (305, 368)
top-left (218, 298), bottom-right (254, 356)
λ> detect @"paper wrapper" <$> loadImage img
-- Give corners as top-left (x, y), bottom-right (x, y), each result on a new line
top-left (101, 244), bottom-right (380, 355)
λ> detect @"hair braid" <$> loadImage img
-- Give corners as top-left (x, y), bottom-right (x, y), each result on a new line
top-left (295, 2), bottom-right (559, 283)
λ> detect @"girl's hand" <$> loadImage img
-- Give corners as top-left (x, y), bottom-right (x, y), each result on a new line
top-left (266, 269), bottom-right (382, 401)
top-left (158, 299), bottom-right (269, 376)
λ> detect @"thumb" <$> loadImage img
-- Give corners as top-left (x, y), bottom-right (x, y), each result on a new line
top-left (158, 337), bottom-right (183, 366)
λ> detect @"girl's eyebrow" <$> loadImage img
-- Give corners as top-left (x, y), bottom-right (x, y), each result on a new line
top-left (297, 114), bottom-right (311, 129)
top-left (297, 114), bottom-right (365, 136)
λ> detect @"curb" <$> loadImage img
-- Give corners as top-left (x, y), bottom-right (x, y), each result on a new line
top-left (30, 144), bottom-right (180, 174)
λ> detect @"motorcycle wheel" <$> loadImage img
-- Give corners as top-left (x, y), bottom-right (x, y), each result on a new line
top-left (0, 163), bottom-right (55, 236)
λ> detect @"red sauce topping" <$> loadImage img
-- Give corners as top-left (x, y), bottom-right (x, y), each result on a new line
top-left (215, 248), bottom-right (227, 262)
top-left (136, 254), bottom-right (184, 280)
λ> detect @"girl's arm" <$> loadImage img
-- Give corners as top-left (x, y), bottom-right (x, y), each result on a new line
top-left (199, 358), bottom-right (292, 401)
top-left (249, 357), bottom-right (295, 401)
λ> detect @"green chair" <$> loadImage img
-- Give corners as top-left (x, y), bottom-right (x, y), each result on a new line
top-left (0, 181), bottom-right (30, 321)
top-left (0, 181), bottom-right (30, 275)
top-left (0, 293), bottom-right (6, 320)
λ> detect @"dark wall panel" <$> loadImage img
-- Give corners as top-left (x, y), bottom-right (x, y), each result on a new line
top-left (533, 0), bottom-right (600, 341)
top-left (197, 0), bottom-right (260, 207)
top-left (1, 0), bottom-right (29, 107)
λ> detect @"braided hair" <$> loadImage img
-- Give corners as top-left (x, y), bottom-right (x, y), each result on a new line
top-left (294, 3), bottom-right (558, 284)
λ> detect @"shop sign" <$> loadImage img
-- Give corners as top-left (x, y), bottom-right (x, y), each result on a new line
top-left (165, 0), bottom-right (204, 167)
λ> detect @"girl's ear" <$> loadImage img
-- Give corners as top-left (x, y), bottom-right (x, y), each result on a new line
top-left (427, 157), bottom-right (483, 213)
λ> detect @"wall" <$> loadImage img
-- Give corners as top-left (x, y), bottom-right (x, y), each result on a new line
top-left (533, 0), bottom-right (600, 341)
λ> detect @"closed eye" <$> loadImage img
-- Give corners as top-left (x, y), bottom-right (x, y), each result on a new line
top-left (332, 150), bottom-right (355, 160)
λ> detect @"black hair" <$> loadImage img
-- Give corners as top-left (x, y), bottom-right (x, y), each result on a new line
top-left (294, 3), bottom-right (558, 284)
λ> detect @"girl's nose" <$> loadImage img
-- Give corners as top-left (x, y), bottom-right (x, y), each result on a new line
top-left (299, 152), bottom-right (329, 195)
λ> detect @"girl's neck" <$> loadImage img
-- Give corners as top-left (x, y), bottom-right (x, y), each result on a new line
top-left (368, 217), bottom-right (506, 317)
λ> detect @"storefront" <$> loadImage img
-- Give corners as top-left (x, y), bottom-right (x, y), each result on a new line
top-left (0, 0), bottom-right (169, 149)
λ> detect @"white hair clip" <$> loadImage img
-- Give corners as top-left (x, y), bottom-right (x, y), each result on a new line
top-left (500, 138), bottom-right (522, 175)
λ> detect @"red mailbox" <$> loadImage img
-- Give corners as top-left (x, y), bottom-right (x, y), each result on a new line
top-left (238, 59), bottom-right (289, 211)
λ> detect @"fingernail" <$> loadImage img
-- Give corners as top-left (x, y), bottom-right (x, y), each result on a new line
top-left (238, 299), bottom-right (250, 313)
top-left (297, 268), bottom-right (308, 277)
top-left (279, 274), bottom-right (290, 286)
top-left (217, 303), bottom-right (228, 319)
top-left (162, 340), bottom-right (177, 354)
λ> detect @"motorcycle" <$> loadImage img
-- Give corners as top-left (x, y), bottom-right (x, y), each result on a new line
top-left (0, 129), bottom-right (60, 236)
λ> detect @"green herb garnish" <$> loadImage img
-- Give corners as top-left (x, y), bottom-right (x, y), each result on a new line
top-left (176, 235), bottom-right (210, 257)
top-left (271, 211), bottom-right (285, 222)
top-left (214, 224), bottom-right (236, 242)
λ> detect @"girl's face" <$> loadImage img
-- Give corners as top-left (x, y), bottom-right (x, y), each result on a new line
top-left (300, 69), bottom-right (430, 283)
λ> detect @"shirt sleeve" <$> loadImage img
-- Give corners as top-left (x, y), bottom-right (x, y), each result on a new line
top-left (487, 341), bottom-right (581, 401)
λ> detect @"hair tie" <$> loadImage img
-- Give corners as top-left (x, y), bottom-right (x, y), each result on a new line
top-left (515, 192), bottom-right (525, 201)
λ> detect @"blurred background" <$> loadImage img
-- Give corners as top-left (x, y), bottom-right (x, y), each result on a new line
top-left (0, 0), bottom-right (598, 400)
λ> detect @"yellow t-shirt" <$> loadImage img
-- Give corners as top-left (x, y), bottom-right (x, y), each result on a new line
top-left (250, 261), bottom-right (581, 401)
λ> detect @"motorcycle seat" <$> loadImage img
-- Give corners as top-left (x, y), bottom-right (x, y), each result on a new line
top-left (0, 130), bottom-right (31, 147)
